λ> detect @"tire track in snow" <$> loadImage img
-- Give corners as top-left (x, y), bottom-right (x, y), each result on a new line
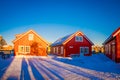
top-left (28, 58), bottom-right (60, 80)
top-left (33, 58), bottom-right (90, 80)
top-left (36, 57), bottom-right (118, 80)
top-left (1, 57), bottom-right (22, 80)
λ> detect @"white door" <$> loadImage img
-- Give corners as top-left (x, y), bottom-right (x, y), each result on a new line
top-left (80, 47), bottom-right (84, 56)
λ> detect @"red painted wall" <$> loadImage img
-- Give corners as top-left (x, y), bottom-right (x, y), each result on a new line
top-left (104, 34), bottom-right (120, 62)
top-left (116, 33), bottom-right (120, 62)
top-left (65, 33), bottom-right (92, 57)
top-left (51, 33), bottom-right (93, 57)
top-left (104, 39), bottom-right (116, 60)
top-left (14, 31), bottom-right (48, 56)
top-left (51, 45), bottom-right (64, 56)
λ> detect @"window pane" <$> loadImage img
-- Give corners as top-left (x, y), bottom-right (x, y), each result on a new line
top-left (26, 46), bottom-right (30, 52)
top-left (80, 48), bottom-right (84, 53)
top-left (76, 36), bottom-right (79, 41)
top-left (84, 47), bottom-right (89, 54)
top-left (61, 47), bottom-right (63, 54)
top-left (21, 47), bottom-right (24, 52)
top-left (79, 36), bottom-right (83, 41)
top-left (75, 36), bottom-right (83, 42)
top-left (29, 34), bottom-right (34, 40)
top-left (19, 46), bottom-right (24, 53)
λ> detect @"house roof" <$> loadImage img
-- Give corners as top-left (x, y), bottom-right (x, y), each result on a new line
top-left (103, 27), bottom-right (120, 45)
top-left (51, 31), bottom-right (94, 46)
top-left (13, 30), bottom-right (49, 45)
top-left (51, 34), bottom-right (72, 46)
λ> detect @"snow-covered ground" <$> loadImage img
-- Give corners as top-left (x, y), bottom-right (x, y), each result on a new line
top-left (0, 53), bottom-right (120, 80)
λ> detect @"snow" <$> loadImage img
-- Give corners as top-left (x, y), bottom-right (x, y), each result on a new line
top-left (51, 34), bottom-right (72, 46)
top-left (0, 53), bottom-right (120, 80)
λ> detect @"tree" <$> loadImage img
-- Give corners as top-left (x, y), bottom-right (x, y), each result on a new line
top-left (0, 36), bottom-right (7, 46)
top-left (30, 42), bottom-right (46, 56)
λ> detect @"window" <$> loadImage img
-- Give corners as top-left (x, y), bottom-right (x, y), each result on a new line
top-left (105, 45), bottom-right (108, 54)
top-left (25, 46), bottom-right (30, 53)
top-left (69, 46), bottom-right (73, 48)
top-left (53, 47), bottom-right (55, 53)
top-left (18, 46), bottom-right (30, 54)
top-left (19, 46), bottom-right (24, 53)
top-left (84, 47), bottom-right (89, 54)
top-left (75, 36), bottom-right (83, 42)
top-left (28, 34), bottom-right (34, 40)
top-left (80, 47), bottom-right (89, 56)
top-left (61, 46), bottom-right (63, 54)
top-left (56, 47), bottom-right (58, 53)
top-left (80, 47), bottom-right (84, 53)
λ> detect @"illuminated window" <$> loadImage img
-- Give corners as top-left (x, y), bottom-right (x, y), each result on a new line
top-left (75, 36), bottom-right (83, 42)
top-left (56, 47), bottom-right (58, 53)
top-left (25, 46), bottom-right (30, 53)
top-left (61, 46), bottom-right (63, 54)
top-left (29, 34), bottom-right (34, 40)
top-left (53, 47), bottom-right (55, 53)
top-left (19, 46), bottom-right (24, 53)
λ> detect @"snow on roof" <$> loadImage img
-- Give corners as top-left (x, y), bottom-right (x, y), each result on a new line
top-left (103, 27), bottom-right (120, 45)
top-left (51, 31), bottom-right (94, 46)
top-left (51, 34), bottom-right (73, 46)
top-left (103, 35), bottom-right (113, 45)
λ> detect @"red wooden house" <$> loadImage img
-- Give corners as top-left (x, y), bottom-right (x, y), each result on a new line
top-left (103, 27), bottom-right (120, 63)
top-left (13, 30), bottom-right (49, 56)
top-left (51, 31), bottom-right (94, 57)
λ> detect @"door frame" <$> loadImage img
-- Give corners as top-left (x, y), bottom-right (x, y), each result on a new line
top-left (80, 47), bottom-right (85, 56)
top-left (80, 47), bottom-right (89, 56)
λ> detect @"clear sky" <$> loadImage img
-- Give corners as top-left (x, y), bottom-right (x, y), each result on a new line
top-left (0, 0), bottom-right (120, 46)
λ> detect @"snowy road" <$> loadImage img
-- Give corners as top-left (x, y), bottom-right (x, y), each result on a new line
top-left (0, 55), bottom-right (120, 80)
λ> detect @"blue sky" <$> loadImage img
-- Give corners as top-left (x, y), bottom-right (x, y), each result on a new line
top-left (0, 0), bottom-right (120, 46)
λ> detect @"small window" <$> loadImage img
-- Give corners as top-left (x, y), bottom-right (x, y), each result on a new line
top-left (19, 46), bottom-right (24, 53)
top-left (84, 47), bottom-right (89, 54)
top-left (75, 36), bottom-right (83, 42)
top-left (29, 34), bottom-right (34, 40)
top-left (105, 45), bottom-right (108, 54)
top-left (25, 46), bottom-right (30, 53)
top-left (53, 47), bottom-right (55, 53)
top-left (61, 46), bottom-right (63, 54)
top-left (80, 47), bottom-right (89, 54)
top-left (56, 47), bottom-right (58, 53)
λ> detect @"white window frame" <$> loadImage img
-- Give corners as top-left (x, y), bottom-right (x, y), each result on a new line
top-left (69, 46), bottom-right (73, 48)
top-left (80, 47), bottom-right (89, 54)
top-left (84, 47), bottom-right (89, 54)
top-left (18, 46), bottom-right (24, 53)
top-left (28, 34), bottom-right (34, 40)
top-left (75, 36), bottom-right (83, 42)
top-left (53, 47), bottom-right (55, 53)
top-left (25, 46), bottom-right (30, 53)
top-left (80, 47), bottom-right (84, 53)
top-left (61, 46), bottom-right (63, 54)
top-left (56, 47), bottom-right (58, 53)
